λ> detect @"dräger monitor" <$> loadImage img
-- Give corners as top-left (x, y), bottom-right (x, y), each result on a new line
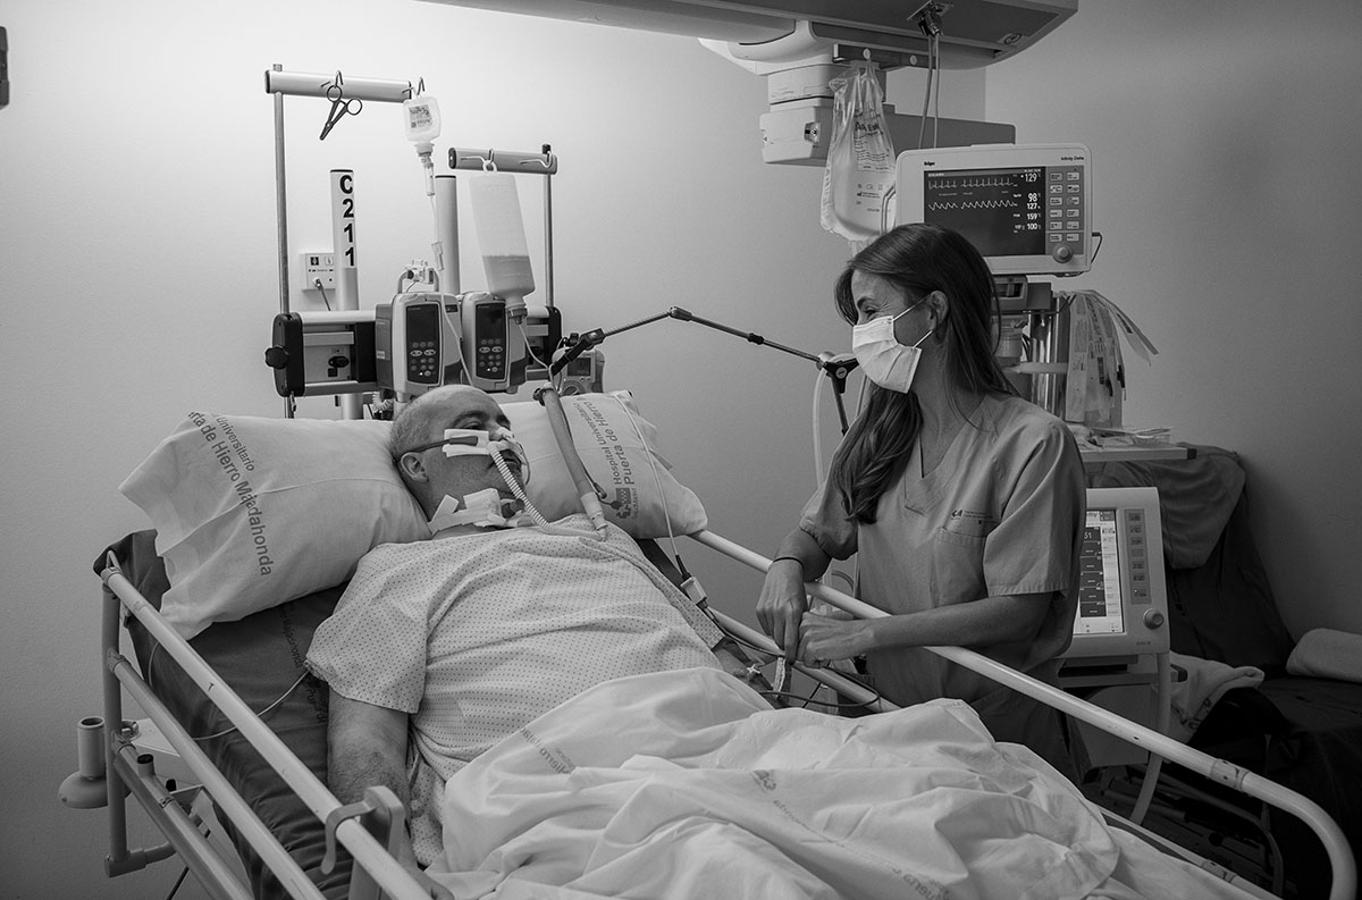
top-left (894, 143), bottom-right (1092, 277)
top-left (1062, 486), bottom-right (1170, 668)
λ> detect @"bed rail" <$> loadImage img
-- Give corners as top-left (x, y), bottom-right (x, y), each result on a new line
top-left (97, 557), bottom-right (444, 900)
top-left (691, 529), bottom-right (1358, 900)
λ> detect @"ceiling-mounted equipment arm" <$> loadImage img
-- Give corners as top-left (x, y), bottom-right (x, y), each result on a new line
top-left (415, 1), bottom-right (1078, 70)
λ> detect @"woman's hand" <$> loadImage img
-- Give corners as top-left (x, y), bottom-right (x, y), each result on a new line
top-left (757, 559), bottom-right (809, 661)
top-left (798, 610), bottom-right (875, 665)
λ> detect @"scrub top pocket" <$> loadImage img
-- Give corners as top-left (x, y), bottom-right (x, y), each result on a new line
top-left (930, 527), bottom-right (987, 603)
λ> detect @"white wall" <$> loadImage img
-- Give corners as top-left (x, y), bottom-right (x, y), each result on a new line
top-left (0, 1), bottom-right (862, 894)
top-left (1, 0), bottom-right (1358, 896)
top-left (983, 0), bottom-right (1362, 639)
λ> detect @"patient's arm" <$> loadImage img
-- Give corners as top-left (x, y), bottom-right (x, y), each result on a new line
top-left (328, 693), bottom-right (413, 839)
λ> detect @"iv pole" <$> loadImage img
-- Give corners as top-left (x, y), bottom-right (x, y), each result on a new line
top-left (265, 65), bottom-right (414, 419)
top-left (548, 306), bottom-right (860, 433)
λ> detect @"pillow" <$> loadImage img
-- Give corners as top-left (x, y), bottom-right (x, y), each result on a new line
top-left (1286, 628), bottom-right (1362, 684)
top-left (120, 392), bottom-right (704, 639)
top-left (120, 414), bottom-right (428, 640)
top-left (504, 391), bottom-right (706, 540)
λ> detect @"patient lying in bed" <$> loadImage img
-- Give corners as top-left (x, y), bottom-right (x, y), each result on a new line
top-left (301, 387), bottom-right (1265, 900)
top-left (305, 385), bottom-right (750, 867)
top-left (113, 384), bottom-right (1282, 899)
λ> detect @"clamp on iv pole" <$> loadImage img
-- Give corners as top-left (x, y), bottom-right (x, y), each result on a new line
top-left (549, 307), bottom-right (861, 433)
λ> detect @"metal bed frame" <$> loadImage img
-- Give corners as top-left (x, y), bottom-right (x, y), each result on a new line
top-left (78, 529), bottom-right (1356, 900)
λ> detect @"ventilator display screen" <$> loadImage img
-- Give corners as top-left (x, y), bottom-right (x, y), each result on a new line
top-left (1075, 508), bottom-right (1124, 635)
top-left (1060, 487), bottom-right (1168, 665)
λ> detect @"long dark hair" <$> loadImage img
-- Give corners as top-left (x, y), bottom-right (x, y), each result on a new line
top-left (829, 224), bottom-right (1017, 523)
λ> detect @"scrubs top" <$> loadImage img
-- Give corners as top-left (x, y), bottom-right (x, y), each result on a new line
top-left (800, 393), bottom-right (1085, 714)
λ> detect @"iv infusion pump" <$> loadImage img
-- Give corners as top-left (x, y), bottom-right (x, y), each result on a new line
top-left (375, 292), bottom-right (521, 395)
top-left (266, 294), bottom-right (561, 401)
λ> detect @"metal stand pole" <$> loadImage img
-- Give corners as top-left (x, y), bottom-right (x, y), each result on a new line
top-left (549, 307), bottom-right (860, 433)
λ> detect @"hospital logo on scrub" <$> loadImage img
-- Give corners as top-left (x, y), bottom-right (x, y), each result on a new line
top-left (752, 770), bottom-right (777, 792)
top-left (947, 508), bottom-right (998, 538)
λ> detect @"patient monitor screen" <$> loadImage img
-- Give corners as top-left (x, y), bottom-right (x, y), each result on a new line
top-left (1075, 508), bottom-right (1124, 636)
top-left (921, 163), bottom-right (1086, 264)
top-left (923, 167), bottom-right (1046, 256)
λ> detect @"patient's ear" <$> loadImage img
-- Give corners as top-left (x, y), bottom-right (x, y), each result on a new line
top-left (397, 451), bottom-right (429, 484)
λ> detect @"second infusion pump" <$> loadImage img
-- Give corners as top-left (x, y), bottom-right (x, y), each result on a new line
top-left (375, 291), bottom-right (525, 396)
top-left (894, 143), bottom-right (1092, 277)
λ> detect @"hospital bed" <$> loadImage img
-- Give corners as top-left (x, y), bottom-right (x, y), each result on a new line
top-left (70, 397), bottom-right (1356, 900)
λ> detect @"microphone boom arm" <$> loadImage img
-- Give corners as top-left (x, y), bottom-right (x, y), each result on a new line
top-left (548, 306), bottom-right (860, 433)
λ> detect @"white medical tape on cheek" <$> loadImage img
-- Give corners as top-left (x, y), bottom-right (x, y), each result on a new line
top-left (439, 428), bottom-right (528, 473)
top-left (439, 428), bottom-right (492, 458)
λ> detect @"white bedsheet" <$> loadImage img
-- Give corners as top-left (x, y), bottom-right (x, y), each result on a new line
top-left (427, 667), bottom-right (1255, 900)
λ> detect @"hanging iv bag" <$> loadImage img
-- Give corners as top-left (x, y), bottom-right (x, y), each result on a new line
top-left (820, 63), bottom-right (896, 248)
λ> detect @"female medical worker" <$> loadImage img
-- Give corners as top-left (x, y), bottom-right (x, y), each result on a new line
top-left (757, 223), bottom-right (1086, 777)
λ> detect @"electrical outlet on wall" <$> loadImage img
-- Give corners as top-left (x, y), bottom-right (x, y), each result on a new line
top-left (299, 252), bottom-right (335, 291)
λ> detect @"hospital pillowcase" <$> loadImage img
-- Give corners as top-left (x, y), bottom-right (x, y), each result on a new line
top-left (120, 415), bottom-right (428, 641)
top-left (119, 392), bottom-right (706, 638)
top-left (506, 391), bottom-right (706, 540)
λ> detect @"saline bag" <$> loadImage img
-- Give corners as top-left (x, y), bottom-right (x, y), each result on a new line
top-left (820, 62), bottom-right (896, 249)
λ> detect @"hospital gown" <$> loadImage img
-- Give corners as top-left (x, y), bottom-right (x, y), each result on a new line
top-left (306, 515), bottom-right (723, 865)
top-left (800, 393), bottom-right (1085, 769)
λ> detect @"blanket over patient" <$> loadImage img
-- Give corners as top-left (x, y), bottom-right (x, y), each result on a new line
top-left (428, 667), bottom-right (1256, 900)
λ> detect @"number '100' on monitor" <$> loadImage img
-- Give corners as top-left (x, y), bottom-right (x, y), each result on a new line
top-left (1062, 487), bottom-right (1170, 667)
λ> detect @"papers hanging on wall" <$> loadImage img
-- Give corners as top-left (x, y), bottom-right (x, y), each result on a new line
top-left (1061, 290), bottom-right (1158, 427)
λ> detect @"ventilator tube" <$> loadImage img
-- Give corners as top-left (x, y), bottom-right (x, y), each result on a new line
top-left (540, 387), bottom-right (609, 538)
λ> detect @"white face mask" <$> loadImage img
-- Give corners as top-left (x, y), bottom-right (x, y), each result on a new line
top-left (851, 301), bottom-right (932, 393)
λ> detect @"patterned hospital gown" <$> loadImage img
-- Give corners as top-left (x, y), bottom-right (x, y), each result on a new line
top-left (306, 514), bottom-right (723, 865)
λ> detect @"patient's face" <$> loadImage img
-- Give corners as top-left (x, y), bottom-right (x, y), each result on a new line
top-left (420, 388), bottom-right (524, 502)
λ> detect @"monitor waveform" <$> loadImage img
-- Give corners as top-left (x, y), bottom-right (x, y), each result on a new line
top-left (930, 176), bottom-right (1023, 190)
top-left (927, 198), bottom-right (1020, 211)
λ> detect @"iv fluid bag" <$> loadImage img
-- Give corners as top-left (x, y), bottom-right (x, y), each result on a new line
top-left (821, 63), bottom-right (895, 246)
top-left (468, 174), bottom-right (535, 311)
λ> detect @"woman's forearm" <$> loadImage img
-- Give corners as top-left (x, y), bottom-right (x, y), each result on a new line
top-left (772, 529), bottom-right (832, 582)
top-left (865, 592), bottom-right (1053, 652)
